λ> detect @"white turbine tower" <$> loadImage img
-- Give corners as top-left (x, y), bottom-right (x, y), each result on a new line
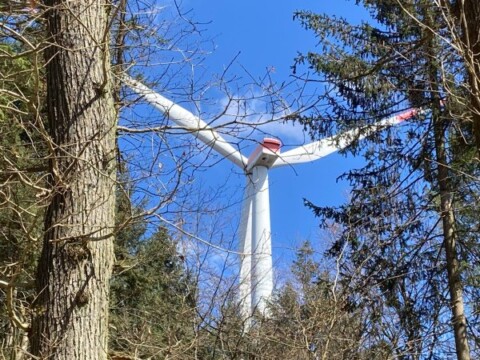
top-left (123, 76), bottom-right (421, 320)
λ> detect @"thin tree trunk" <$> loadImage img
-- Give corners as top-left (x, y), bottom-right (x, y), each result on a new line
top-left (433, 110), bottom-right (470, 360)
top-left (423, 11), bottom-right (471, 356)
top-left (31, 1), bottom-right (116, 359)
top-left (430, 85), bottom-right (471, 360)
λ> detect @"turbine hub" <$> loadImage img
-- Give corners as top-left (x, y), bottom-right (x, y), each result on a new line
top-left (246, 138), bottom-right (282, 171)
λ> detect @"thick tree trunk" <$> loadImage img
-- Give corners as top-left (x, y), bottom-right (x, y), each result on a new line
top-left (31, 1), bottom-right (116, 359)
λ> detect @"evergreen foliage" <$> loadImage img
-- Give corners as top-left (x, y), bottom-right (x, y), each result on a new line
top-left (109, 179), bottom-right (197, 358)
top-left (109, 229), bottom-right (197, 358)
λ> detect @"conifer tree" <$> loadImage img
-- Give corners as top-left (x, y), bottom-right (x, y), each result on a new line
top-left (109, 180), bottom-right (196, 358)
top-left (293, 1), bottom-right (478, 358)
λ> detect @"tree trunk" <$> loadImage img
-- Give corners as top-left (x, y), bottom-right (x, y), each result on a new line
top-left (424, 11), bottom-right (471, 356)
top-left (431, 93), bottom-right (471, 360)
top-left (433, 110), bottom-right (471, 360)
top-left (31, 1), bottom-right (116, 359)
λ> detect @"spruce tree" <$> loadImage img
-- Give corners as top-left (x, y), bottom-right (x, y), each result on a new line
top-left (109, 182), bottom-right (196, 358)
top-left (293, 1), bottom-right (478, 358)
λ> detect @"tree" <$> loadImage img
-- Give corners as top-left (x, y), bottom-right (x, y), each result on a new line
top-left (256, 241), bottom-right (366, 360)
top-left (30, 1), bottom-right (117, 358)
top-left (109, 180), bottom-right (196, 358)
top-left (193, 240), bottom-right (383, 360)
top-left (293, 1), bottom-right (478, 359)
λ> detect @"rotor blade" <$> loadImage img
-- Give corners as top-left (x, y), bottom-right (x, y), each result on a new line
top-left (123, 76), bottom-right (248, 168)
top-left (271, 108), bottom-right (421, 168)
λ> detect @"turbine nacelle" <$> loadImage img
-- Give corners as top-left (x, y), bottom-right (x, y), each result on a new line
top-left (246, 138), bottom-right (282, 172)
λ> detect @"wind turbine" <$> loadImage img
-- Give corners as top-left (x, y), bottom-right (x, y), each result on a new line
top-left (122, 76), bottom-right (421, 320)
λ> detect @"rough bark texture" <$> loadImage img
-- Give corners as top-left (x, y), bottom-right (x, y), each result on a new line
top-left (31, 1), bottom-right (116, 359)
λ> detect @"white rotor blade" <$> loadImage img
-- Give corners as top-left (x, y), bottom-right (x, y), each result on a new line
top-left (123, 76), bottom-right (248, 168)
top-left (271, 108), bottom-right (421, 168)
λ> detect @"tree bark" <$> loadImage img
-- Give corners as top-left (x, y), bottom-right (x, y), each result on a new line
top-left (31, 1), bottom-right (116, 359)
top-left (431, 87), bottom-right (471, 360)
top-left (433, 111), bottom-right (471, 360)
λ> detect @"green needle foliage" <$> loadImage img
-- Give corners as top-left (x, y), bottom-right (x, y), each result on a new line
top-left (109, 180), bottom-right (197, 359)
